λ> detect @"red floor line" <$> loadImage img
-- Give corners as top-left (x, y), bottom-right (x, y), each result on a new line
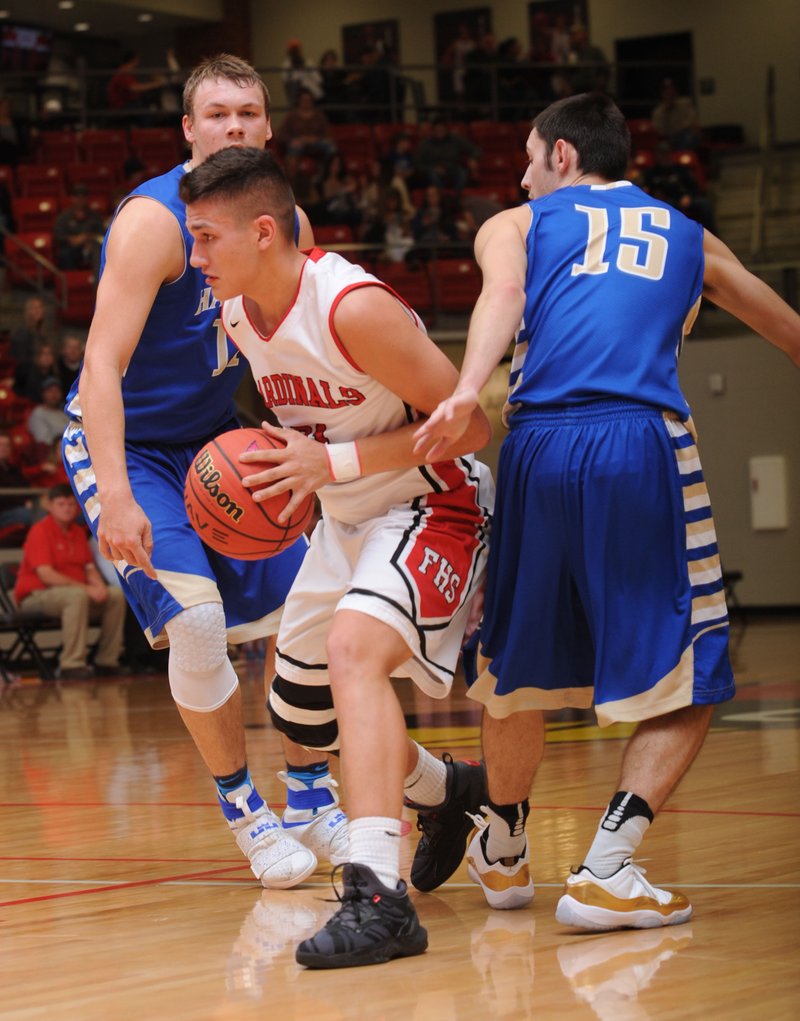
top-left (0, 863), bottom-right (249, 907)
top-left (0, 855), bottom-right (246, 863)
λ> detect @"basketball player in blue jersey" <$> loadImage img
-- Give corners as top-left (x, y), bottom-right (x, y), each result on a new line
top-left (415, 93), bottom-right (800, 929)
top-left (61, 55), bottom-right (348, 889)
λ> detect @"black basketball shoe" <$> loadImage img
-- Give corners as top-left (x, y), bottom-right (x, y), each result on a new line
top-left (407, 753), bottom-right (488, 892)
top-left (295, 863), bottom-right (428, 969)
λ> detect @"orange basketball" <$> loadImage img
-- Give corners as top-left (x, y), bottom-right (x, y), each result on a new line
top-left (184, 427), bottom-right (313, 559)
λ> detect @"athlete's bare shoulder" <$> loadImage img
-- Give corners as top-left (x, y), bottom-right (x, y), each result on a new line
top-left (475, 204), bottom-right (531, 263)
top-left (106, 194), bottom-right (186, 285)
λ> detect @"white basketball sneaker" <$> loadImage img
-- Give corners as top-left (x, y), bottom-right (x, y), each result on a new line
top-left (221, 784), bottom-right (318, 889)
top-left (278, 770), bottom-right (350, 866)
top-left (555, 860), bottom-right (693, 931)
top-left (465, 813), bottom-right (534, 910)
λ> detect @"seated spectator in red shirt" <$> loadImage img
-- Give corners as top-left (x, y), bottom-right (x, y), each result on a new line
top-left (276, 88), bottom-right (336, 161)
top-left (14, 484), bottom-right (126, 680)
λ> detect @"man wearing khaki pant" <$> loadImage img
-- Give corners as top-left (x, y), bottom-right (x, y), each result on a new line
top-left (15, 484), bottom-right (126, 680)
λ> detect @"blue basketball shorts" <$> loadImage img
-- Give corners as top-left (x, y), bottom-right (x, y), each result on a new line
top-left (469, 401), bottom-right (735, 725)
top-left (63, 420), bottom-right (307, 649)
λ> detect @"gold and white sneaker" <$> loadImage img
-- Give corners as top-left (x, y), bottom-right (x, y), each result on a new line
top-left (555, 859), bottom-right (692, 931)
top-left (465, 814), bottom-right (534, 910)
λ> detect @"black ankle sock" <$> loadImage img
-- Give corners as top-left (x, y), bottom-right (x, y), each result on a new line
top-left (487, 797), bottom-right (530, 837)
top-left (602, 791), bottom-right (654, 831)
top-left (214, 764), bottom-right (249, 792)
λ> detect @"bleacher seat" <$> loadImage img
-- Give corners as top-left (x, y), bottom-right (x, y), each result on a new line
top-left (35, 130), bottom-right (80, 166)
top-left (16, 164), bottom-right (64, 199)
top-left (627, 119), bottom-right (659, 152)
top-left (330, 124), bottom-right (375, 162)
top-left (79, 128), bottom-right (129, 164)
top-left (5, 231), bottom-right (55, 287)
top-left (11, 196), bottom-right (60, 233)
top-left (129, 126), bottom-right (182, 166)
top-left (431, 258), bottom-right (482, 313)
top-left (375, 261), bottom-right (433, 316)
top-left (674, 149), bottom-right (707, 191)
top-left (58, 269), bottom-right (98, 326)
top-left (64, 162), bottom-right (120, 194)
top-left (469, 120), bottom-right (518, 154)
top-left (474, 154), bottom-right (516, 187)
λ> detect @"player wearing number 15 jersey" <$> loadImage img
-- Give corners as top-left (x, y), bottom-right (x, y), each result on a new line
top-left (415, 92), bottom-right (799, 930)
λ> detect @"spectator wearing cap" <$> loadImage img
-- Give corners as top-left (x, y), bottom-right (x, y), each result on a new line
top-left (52, 184), bottom-right (104, 271)
top-left (27, 376), bottom-right (68, 452)
top-left (281, 39), bottom-right (324, 107)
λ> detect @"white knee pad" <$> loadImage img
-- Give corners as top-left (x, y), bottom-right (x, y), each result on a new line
top-left (165, 603), bottom-right (238, 713)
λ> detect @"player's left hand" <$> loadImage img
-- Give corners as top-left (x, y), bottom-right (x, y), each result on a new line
top-left (239, 421), bottom-right (329, 522)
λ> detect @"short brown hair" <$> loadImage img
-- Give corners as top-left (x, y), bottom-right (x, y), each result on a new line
top-left (183, 53), bottom-right (270, 117)
top-left (533, 92), bottom-right (630, 180)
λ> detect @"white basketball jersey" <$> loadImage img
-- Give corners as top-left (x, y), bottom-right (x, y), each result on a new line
top-left (223, 249), bottom-right (483, 525)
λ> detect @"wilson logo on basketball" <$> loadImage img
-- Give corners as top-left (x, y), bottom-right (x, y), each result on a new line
top-left (191, 450), bottom-right (245, 522)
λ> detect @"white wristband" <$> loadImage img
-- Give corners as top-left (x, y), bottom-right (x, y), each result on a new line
top-left (326, 441), bottom-right (362, 482)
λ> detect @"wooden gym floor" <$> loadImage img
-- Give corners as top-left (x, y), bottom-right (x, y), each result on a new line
top-left (1, 612), bottom-right (798, 1021)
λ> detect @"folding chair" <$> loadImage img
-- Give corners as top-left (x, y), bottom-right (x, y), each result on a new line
top-left (0, 562), bottom-right (61, 681)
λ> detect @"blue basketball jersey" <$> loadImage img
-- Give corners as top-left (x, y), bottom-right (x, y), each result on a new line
top-left (65, 164), bottom-right (246, 444)
top-left (505, 181), bottom-right (704, 422)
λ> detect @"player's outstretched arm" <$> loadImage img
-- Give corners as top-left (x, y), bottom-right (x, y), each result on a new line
top-left (702, 231), bottom-right (800, 366)
top-left (414, 208), bottom-right (529, 461)
top-left (79, 199), bottom-right (183, 577)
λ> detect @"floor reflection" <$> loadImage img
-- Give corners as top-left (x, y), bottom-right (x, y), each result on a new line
top-left (558, 926), bottom-right (694, 1020)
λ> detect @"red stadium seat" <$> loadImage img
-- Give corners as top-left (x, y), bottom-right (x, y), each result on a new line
top-left (15, 164), bottom-right (65, 199)
top-left (11, 196), bottom-right (60, 233)
top-left (431, 258), bottom-right (482, 313)
top-left (5, 231), bottom-right (56, 287)
top-left (374, 261), bottom-right (433, 315)
top-left (58, 269), bottom-right (98, 327)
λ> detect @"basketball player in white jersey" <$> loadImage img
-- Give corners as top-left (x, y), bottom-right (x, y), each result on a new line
top-left (66, 55), bottom-right (347, 889)
top-left (180, 145), bottom-right (495, 968)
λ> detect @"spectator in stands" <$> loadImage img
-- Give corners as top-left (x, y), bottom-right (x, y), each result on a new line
top-left (9, 297), bottom-right (53, 366)
top-left (0, 431), bottom-right (34, 531)
top-left (385, 132), bottom-right (422, 200)
top-left (463, 33), bottom-right (500, 116)
top-left (20, 436), bottom-right (69, 491)
top-left (441, 23), bottom-right (476, 105)
top-left (363, 186), bottom-right (414, 264)
top-left (318, 49), bottom-right (348, 123)
top-left (276, 88), bottom-right (336, 161)
top-left (53, 184), bottom-right (104, 272)
top-left (57, 333), bottom-right (85, 395)
top-left (281, 39), bottom-right (324, 107)
top-left (415, 119), bottom-right (480, 192)
top-left (497, 37), bottom-right (529, 120)
top-left (317, 152), bottom-right (362, 228)
top-left (26, 376), bottom-right (68, 451)
top-left (107, 51), bottom-right (166, 111)
top-left (554, 25), bottom-right (610, 97)
top-left (13, 343), bottom-right (58, 404)
top-left (641, 141), bottom-right (717, 234)
top-left (410, 185), bottom-right (475, 259)
top-left (652, 78), bottom-right (701, 151)
top-left (15, 483), bottom-right (126, 680)
top-left (283, 153), bottom-right (322, 221)
top-left (349, 45), bottom-right (395, 123)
